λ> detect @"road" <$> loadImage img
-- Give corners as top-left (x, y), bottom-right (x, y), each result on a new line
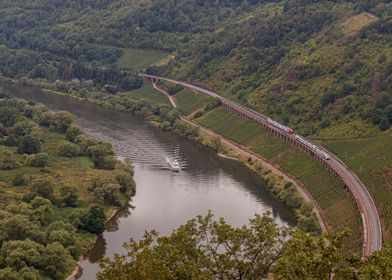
top-left (139, 74), bottom-right (382, 257)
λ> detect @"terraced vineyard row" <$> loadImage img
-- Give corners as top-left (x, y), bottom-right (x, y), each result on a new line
top-left (196, 107), bottom-right (363, 253)
top-left (174, 89), bottom-right (210, 115)
top-left (325, 135), bottom-right (392, 241)
top-left (126, 84), bottom-right (172, 105)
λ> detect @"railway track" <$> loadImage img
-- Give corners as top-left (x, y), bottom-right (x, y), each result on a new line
top-left (140, 73), bottom-right (382, 257)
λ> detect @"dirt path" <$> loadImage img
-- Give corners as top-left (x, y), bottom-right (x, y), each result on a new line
top-left (150, 83), bottom-right (328, 232)
top-left (152, 83), bottom-right (178, 108)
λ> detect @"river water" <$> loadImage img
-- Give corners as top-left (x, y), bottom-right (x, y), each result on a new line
top-left (3, 83), bottom-right (296, 279)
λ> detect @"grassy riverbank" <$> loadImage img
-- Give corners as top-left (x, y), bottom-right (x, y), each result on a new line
top-left (0, 94), bottom-right (135, 279)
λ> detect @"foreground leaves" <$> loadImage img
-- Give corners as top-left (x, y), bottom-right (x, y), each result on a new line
top-left (98, 212), bottom-right (391, 280)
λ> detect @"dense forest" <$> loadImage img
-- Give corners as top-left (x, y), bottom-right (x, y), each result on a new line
top-left (0, 93), bottom-right (135, 279)
top-left (0, 0), bottom-right (391, 135)
top-left (168, 0), bottom-right (392, 135)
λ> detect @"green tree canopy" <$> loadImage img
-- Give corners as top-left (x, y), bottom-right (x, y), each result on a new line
top-left (98, 213), bottom-right (392, 280)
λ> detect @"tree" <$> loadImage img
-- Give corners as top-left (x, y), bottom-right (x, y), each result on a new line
top-left (11, 121), bottom-right (35, 138)
top-left (0, 240), bottom-right (43, 270)
top-left (272, 230), bottom-right (349, 280)
top-left (80, 205), bottom-right (106, 235)
top-left (74, 134), bottom-right (99, 155)
top-left (18, 267), bottom-right (41, 280)
top-left (30, 196), bottom-right (54, 225)
top-left (97, 213), bottom-right (392, 280)
top-left (59, 183), bottom-right (79, 207)
top-left (57, 141), bottom-right (80, 157)
top-left (93, 182), bottom-right (122, 205)
top-left (86, 144), bottom-right (115, 169)
top-left (98, 212), bottom-right (290, 280)
top-left (114, 170), bottom-right (136, 194)
top-left (47, 229), bottom-right (75, 247)
top-left (27, 176), bottom-right (54, 201)
top-left (0, 214), bottom-right (42, 241)
top-left (17, 134), bottom-right (41, 155)
top-left (39, 111), bottom-right (74, 133)
top-left (0, 148), bottom-right (18, 170)
top-left (379, 117), bottom-right (391, 131)
top-left (0, 107), bottom-right (21, 127)
top-left (12, 173), bottom-right (30, 187)
top-left (95, 155), bottom-right (117, 170)
top-left (0, 268), bottom-right (19, 280)
top-left (66, 124), bottom-right (83, 142)
top-left (87, 144), bottom-right (113, 159)
top-left (26, 153), bottom-right (49, 167)
top-left (41, 242), bottom-right (72, 279)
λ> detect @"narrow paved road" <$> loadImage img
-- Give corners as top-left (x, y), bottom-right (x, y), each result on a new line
top-left (140, 74), bottom-right (382, 257)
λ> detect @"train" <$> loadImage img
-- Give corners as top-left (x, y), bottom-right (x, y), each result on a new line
top-left (295, 135), bottom-right (331, 160)
top-left (266, 118), bottom-right (294, 134)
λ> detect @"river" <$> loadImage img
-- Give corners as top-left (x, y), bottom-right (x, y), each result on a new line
top-left (3, 83), bottom-right (296, 279)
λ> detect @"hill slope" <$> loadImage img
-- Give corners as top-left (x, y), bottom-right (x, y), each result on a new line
top-left (167, 1), bottom-right (392, 137)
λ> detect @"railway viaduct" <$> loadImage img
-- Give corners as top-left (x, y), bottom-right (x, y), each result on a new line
top-left (140, 74), bottom-right (382, 257)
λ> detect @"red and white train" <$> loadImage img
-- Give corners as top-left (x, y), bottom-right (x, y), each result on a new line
top-left (295, 135), bottom-right (331, 160)
top-left (266, 118), bottom-right (294, 134)
top-left (266, 117), bottom-right (330, 160)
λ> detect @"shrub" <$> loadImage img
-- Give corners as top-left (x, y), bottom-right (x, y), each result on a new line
top-left (94, 155), bottom-right (118, 170)
top-left (80, 205), bottom-right (106, 235)
top-left (40, 111), bottom-right (74, 133)
top-left (26, 153), bottom-right (49, 167)
top-left (26, 176), bottom-right (54, 201)
top-left (66, 125), bottom-right (83, 142)
top-left (379, 117), bottom-right (391, 131)
top-left (57, 141), bottom-right (80, 157)
top-left (0, 148), bottom-right (18, 170)
top-left (17, 134), bottom-right (41, 154)
top-left (74, 134), bottom-right (99, 155)
top-left (12, 173), bottom-right (30, 187)
top-left (59, 183), bottom-right (79, 207)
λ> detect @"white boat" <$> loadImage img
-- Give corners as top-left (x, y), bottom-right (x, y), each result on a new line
top-left (166, 157), bottom-right (181, 172)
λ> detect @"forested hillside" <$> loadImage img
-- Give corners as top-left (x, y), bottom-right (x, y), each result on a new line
top-left (0, 0), bottom-right (266, 91)
top-left (0, 0), bottom-right (391, 136)
top-left (168, 0), bottom-right (392, 136)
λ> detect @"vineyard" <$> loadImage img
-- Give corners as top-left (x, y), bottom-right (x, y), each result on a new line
top-left (196, 107), bottom-right (363, 253)
top-left (126, 85), bottom-right (171, 105)
top-left (175, 89), bottom-right (210, 115)
top-left (324, 135), bottom-right (392, 241)
top-left (117, 48), bottom-right (167, 71)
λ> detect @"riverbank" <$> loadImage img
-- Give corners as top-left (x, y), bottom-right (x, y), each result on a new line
top-left (147, 82), bottom-right (324, 232)
top-left (0, 96), bottom-right (136, 279)
top-left (1, 77), bottom-right (323, 234)
top-left (184, 117), bottom-right (328, 232)
top-left (66, 207), bottom-right (121, 280)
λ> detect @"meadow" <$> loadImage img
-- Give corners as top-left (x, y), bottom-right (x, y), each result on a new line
top-left (117, 48), bottom-right (168, 70)
top-left (125, 84), bottom-right (171, 105)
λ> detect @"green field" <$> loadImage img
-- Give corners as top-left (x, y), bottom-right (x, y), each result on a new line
top-left (197, 107), bottom-right (363, 253)
top-left (117, 48), bottom-right (168, 70)
top-left (125, 84), bottom-right (171, 105)
top-left (175, 89), bottom-right (210, 115)
top-left (324, 134), bottom-right (392, 241)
